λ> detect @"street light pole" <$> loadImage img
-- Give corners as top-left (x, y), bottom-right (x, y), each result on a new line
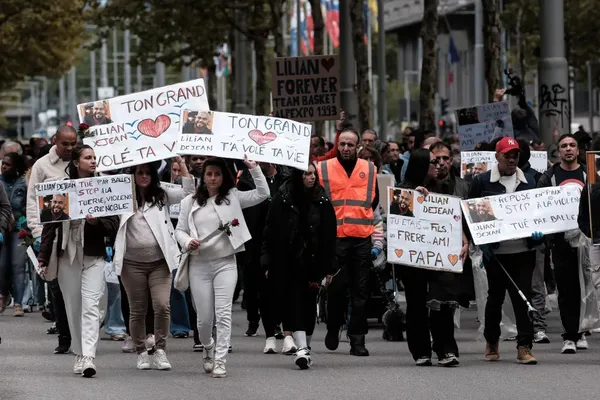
top-left (474, 0), bottom-right (484, 105)
top-left (339, 0), bottom-right (358, 126)
top-left (538, 0), bottom-right (570, 148)
top-left (377, 0), bottom-right (387, 138)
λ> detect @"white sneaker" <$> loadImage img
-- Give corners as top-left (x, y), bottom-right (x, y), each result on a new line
top-left (576, 335), bottom-right (589, 350)
top-left (73, 355), bottom-right (84, 374)
top-left (137, 351), bottom-right (151, 370)
top-left (533, 331), bottom-right (550, 344)
top-left (122, 336), bottom-right (135, 353)
top-left (561, 340), bottom-right (577, 354)
top-left (145, 334), bottom-right (155, 349)
top-left (212, 360), bottom-right (226, 378)
top-left (592, 328), bottom-right (600, 333)
top-left (81, 356), bottom-right (96, 378)
top-left (203, 343), bottom-right (215, 373)
top-left (294, 347), bottom-right (312, 370)
top-left (263, 337), bottom-right (277, 354)
top-left (281, 336), bottom-right (297, 355)
top-left (151, 349), bottom-right (172, 370)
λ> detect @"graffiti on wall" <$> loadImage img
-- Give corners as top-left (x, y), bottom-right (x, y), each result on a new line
top-left (539, 83), bottom-right (570, 131)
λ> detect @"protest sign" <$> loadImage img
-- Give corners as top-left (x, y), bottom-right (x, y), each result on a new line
top-left (271, 55), bottom-right (341, 122)
top-left (455, 101), bottom-right (514, 150)
top-left (377, 174), bottom-right (394, 209)
top-left (461, 186), bottom-right (581, 245)
top-left (586, 151), bottom-right (600, 245)
top-left (461, 150), bottom-right (549, 181)
top-left (161, 182), bottom-right (182, 219)
top-left (387, 188), bottom-right (463, 273)
top-left (460, 151), bottom-right (495, 180)
top-left (35, 175), bottom-right (136, 223)
top-left (530, 151), bottom-right (549, 173)
top-left (78, 80), bottom-right (209, 172)
top-left (177, 110), bottom-right (312, 170)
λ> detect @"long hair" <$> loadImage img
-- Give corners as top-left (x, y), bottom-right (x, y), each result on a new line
top-left (289, 165), bottom-right (318, 241)
top-left (403, 148), bottom-right (431, 189)
top-left (193, 157), bottom-right (235, 207)
top-left (3, 152), bottom-right (26, 176)
top-left (66, 144), bottom-right (94, 179)
top-left (130, 163), bottom-right (167, 209)
top-left (358, 146), bottom-right (383, 171)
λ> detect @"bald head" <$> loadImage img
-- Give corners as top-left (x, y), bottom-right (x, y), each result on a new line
top-left (54, 126), bottom-right (78, 161)
top-left (422, 136), bottom-right (442, 148)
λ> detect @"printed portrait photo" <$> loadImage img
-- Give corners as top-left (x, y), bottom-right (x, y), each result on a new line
top-left (463, 162), bottom-right (488, 182)
top-left (80, 101), bottom-right (113, 126)
top-left (457, 106), bottom-right (480, 126)
top-left (182, 110), bottom-right (214, 135)
top-left (389, 189), bottom-right (414, 218)
top-left (39, 194), bottom-right (71, 223)
top-left (466, 198), bottom-right (496, 223)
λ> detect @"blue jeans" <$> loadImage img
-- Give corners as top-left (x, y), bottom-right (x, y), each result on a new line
top-left (0, 232), bottom-right (27, 305)
top-left (104, 282), bottom-right (126, 335)
top-left (170, 269), bottom-right (191, 336)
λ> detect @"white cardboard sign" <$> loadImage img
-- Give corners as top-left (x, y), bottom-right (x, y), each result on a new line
top-left (387, 188), bottom-right (463, 273)
top-left (456, 101), bottom-right (514, 150)
top-left (462, 186), bottom-right (581, 245)
top-left (35, 175), bottom-right (136, 223)
top-left (78, 80), bottom-right (209, 171)
top-left (176, 109), bottom-right (312, 170)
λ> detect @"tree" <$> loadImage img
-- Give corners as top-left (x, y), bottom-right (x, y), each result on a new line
top-left (418, 0), bottom-right (438, 133)
top-left (350, 0), bottom-right (372, 132)
top-left (0, 0), bottom-right (86, 91)
top-left (502, 0), bottom-right (600, 86)
top-left (309, 0), bottom-right (326, 136)
top-left (482, 0), bottom-right (503, 102)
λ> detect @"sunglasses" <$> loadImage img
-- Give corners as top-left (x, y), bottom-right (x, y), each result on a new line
top-left (435, 156), bottom-right (451, 162)
top-left (429, 159), bottom-right (440, 165)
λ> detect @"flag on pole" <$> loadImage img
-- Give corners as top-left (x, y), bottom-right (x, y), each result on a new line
top-left (306, 1), bottom-right (314, 54)
top-left (448, 36), bottom-right (460, 84)
top-left (363, 1), bottom-right (369, 44)
top-left (323, 0), bottom-right (340, 48)
top-left (300, 1), bottom-right (311, 55)
top-left (290, 0), bottom-right (299, 56)
top-left (369, 0), bottom-right (378, 33)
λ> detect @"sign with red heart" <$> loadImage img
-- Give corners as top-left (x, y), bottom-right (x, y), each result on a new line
top-left (248, 130), bottom-right (277, 146)
top-left (137, 115), bottom-right (171, 138)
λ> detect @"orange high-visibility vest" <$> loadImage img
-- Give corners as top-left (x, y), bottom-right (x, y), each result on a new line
top-left (317, 158), bottom-right (376, 238)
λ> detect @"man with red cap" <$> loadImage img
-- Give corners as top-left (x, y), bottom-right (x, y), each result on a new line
top-left (468, 137), bottom-right (543, 365)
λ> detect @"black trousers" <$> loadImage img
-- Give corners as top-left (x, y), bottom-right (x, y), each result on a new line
top-left (119, 276), bottom-right (154, 335)
top-left (402, 267), bottom-right (458, 360)
top-left (48, 279), bottom-right (71, 346)
top-left (280, 280), bottom-right (318, 336)
top-left (326, 237), bottom-right (371, 336)
top-left (243, 247), bottom-right (279, 338)
top-left (484, 251), bottom-right (536, 347)
top-left (552, 239), bottom-right (581, 342)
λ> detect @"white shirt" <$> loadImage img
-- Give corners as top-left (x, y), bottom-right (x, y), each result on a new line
top-left (190, 199), bottom-right (235, 262)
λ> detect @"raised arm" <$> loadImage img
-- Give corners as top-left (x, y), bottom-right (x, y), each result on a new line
top-left (235, 158), bottom-right (269, 209)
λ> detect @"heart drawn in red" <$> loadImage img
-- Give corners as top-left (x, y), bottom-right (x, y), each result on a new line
top-left (248, 129), bottom-right (277, 146)
top-left (137, 115), bottom-right (171, 138)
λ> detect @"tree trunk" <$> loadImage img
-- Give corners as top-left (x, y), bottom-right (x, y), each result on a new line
top-left (350, 0), bottom-right (372, 133)
top-left (271, 1), bottom-right (285, 57)
top-left (418, 0), bottom-right (438, 133)
top-left (309, 0), bottom-right (326, 136)
top-left (254, 36), bottom-right (269, 116)
top-left (482, 0), bottom-right (502, 102)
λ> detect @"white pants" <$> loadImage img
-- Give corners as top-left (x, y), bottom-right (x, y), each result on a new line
top-left (189, 255), bottom-right (237, 362)
top-left (57, 251), bottom-right (106, 358)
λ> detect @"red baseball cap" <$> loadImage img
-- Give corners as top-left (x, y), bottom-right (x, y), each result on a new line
top-left (496, 137), bottom-right (520, 153)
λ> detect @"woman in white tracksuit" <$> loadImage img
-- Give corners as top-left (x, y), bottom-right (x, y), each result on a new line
top-left (176, 156), bottom-right (268, 378)
top-left (38, 144), bottom-right (119, 378)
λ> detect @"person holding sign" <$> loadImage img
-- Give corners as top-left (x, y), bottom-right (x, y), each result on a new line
top-left (37, 145), bottom-right (120, 378)
top-left (468, 137), bottom-right (542, 365)
top-left (261, 163), bottom-right (337, 369)
top-left (114, 158), bottom-right (194, 372)
top-left (175, 156), bottom-right (269, 378)
top-left (537, 133), bottom-right (588, 354)
top-left (316, 128), bottom-right (378, 357)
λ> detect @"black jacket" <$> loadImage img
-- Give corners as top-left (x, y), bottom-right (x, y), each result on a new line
top-left (578, 183), bottom-right (600, 244)
top-left (237, 166), bottom-right (291, 258)
top-left (261, 181), bottom-right (337, 282)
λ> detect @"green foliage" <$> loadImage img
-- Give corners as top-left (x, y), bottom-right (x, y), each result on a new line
top-left (0, 0), bottom-right (86, 91)
top-left (502, 0), bottom-right (600, 85)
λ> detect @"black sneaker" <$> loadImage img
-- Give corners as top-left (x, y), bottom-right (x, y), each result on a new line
top-left (228, 345), bottom-right (233, 353)
top-left (193, 343), bottom-right (204, 352)
top-left (54, 344), bottom-right (71, 354)
top-left (245, 321), bottom-right (259, 337)
top-left (47, 323), bottom-right (58, 335)
top-left (274, 325), bottom-right (284, 340)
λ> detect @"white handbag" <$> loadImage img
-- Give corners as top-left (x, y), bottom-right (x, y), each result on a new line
top-left (173, 252), bottom-right (190, 291)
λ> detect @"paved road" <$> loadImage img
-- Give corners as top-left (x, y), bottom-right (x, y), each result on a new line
top-left (1, 303), bottom-right (599, 400)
